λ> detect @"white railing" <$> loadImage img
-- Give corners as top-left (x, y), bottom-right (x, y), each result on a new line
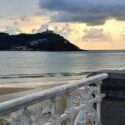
top-left (0, 73), bottom-right (108, 125)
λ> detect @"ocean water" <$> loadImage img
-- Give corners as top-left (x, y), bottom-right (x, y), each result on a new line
top-left (0, 51), bottom-right (125, 88)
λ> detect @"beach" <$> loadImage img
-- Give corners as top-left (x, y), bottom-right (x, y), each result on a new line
top-left (0, 87), bottom-right (30, 96)
top-left (0, 84), bottom-right (66, 103)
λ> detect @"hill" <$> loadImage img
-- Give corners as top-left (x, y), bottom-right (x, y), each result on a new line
top-left (0, 31), bottom-right (83, 51)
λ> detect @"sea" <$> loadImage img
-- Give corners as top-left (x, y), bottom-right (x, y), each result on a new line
top-left (0, 51), bottom-right (125, 88)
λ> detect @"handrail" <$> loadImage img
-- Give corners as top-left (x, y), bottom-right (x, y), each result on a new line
top-left (0, 73), bottom-right (108, 116)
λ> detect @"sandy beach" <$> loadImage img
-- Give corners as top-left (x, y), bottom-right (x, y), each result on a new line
top-left (0, 87), bottom-right (30, 95)
top-left (0, 83), bottom-right (68, 96)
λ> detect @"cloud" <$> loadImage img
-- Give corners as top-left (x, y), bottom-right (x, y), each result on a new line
top-left (13, 20), bottom-right (18, 26)
top-left (20, 15), bottom-right (30, 22)
top-left (8, 17), bottom-right (18, 20)
top-left (39, 0), bottom-right (125, 25)
top-left (53, 23), bottom-right (73, 37)
top-left (32, 23), bottom-right (73, 38)
top-left (32, 24), bottom-right (49, 33)
top-left (120, 30), bottom-right (125, 41)
top-left (4, 26), bottom-right (22, 35)
top-left (35, 10), bottom-right (52, 17)
top-left (82, 28), bottom-right (112, 41)
top-left (0, 0), bottom-right (38, 18)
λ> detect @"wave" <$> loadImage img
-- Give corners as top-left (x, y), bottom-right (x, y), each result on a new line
top-left (0, 72), bottom-right (91, 79)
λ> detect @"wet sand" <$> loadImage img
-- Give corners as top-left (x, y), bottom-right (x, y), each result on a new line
top-left (0, 84), bottom-right (65, 103)
top-left (0, 84), bottom-right (61, 96)
top-left (0, 87), bottom-right (30, 95)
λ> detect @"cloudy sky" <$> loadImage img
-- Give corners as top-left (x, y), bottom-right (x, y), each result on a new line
top-left (0, 0), bottom-right (125, 50)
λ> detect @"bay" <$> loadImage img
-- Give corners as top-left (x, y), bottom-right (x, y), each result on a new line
top-left (0, 51), bottom-right (124, 88)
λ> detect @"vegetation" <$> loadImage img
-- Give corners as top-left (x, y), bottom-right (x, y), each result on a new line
top-left (0, 30), bottom-right (83, 51)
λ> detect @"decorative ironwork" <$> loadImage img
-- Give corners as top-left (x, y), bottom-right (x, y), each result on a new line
top-left (0, 73), bottom-right (108, 125)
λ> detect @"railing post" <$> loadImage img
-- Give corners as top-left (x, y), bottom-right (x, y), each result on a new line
top-left (50, 97), bottom-right (60, 125)
top-left (83, 85), bottom-right (91, 124)
top-left (96, 81), bottom-right (102, 125)
top-left (65, 92), bottom-right (73, 125)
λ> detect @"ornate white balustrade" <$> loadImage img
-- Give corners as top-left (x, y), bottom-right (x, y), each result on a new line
top-left (0, 73), bottom-right (108, 125)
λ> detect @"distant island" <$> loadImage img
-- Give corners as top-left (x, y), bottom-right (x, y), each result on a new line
top-left (0, 30), bottom-right (83, 51)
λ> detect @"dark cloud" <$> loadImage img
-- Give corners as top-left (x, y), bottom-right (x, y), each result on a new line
top-left (39, 0), bottom-right (125, 25)
top-left (82, 28), bottom-right (112, 41)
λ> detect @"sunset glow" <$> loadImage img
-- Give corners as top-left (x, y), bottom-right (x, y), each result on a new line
top-left (0, 0), bottom-right (125, 50)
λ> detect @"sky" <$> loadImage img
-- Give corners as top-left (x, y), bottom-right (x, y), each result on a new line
top-left (0, 0), bottom-right (125, 50)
